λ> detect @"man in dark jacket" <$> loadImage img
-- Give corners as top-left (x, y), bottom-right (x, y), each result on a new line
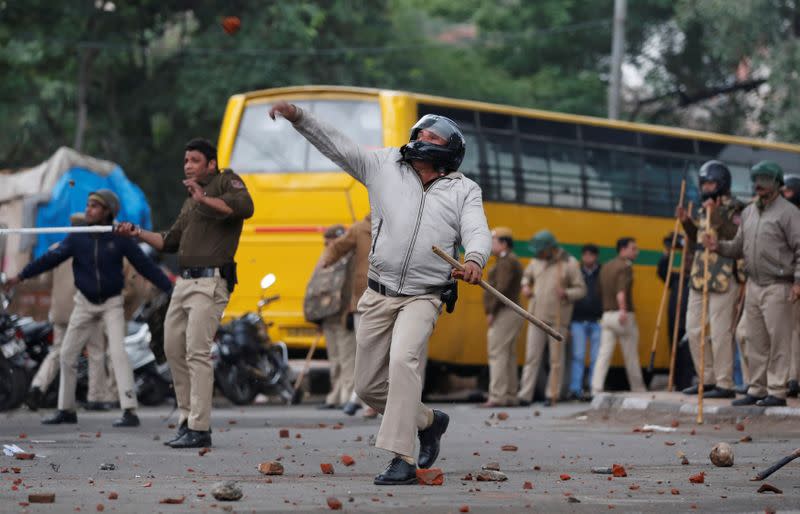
top-left (5, 190), bottom-right (172, 427)
top-left (568, 244), bottom-right (603, 401)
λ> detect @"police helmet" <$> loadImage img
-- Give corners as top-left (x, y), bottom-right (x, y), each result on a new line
top-left (698, 160), bottom-right (731, 200)
top-left (783, 174), bottom-right (800, 206)
top-left (400, 114), bottom-right (466, 173)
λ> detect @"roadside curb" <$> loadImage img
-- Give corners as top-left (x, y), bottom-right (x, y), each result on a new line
top-left (590, 393), bottom-right (800, 422)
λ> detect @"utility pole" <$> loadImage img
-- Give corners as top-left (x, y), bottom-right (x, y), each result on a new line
top-left (608, 0), bottom-right (626, 119)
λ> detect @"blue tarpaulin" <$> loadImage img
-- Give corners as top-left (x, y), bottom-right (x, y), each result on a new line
top-left (33, 166), bottom-right (152, 258)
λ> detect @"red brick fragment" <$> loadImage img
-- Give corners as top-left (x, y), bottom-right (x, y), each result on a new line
top-left (533, 466), bottom-right (541, 471)
top-left (502, 445), bottom-right (518, 452)
top-left (326, 496), bottom-right (342, 510)
top-left (259, 461), bottom-right (284, 475)
top-left (689, 472), bottom-right (705, 484)
top-left (459, 506), bottom-right (470, 513)
top-left (416, 468), bottom-right (444, 486)
top-left (735, 423), bottom-right (745, 432)
top-left (142, 482), bottom-right (152, 487)
top-left (228, 419), bottom-right (237, 425)
top-left (757, 483), bottom-right (782, 494)
top-left (629, 485), bottom-right (640, 491)
top-left (523, 481), bottom-right (533, 490)
top-left (279, 429), bottom-right (290, 438)
top-left (107, 492), bottom-right (118, 500)
top-left (18, 433), bottom-right (27, 439)
top-left (671, 489), bottom-right (680, 495)
top-left (159, 496), bottom-right (185, 504)
top-left (612, 464), bottom-right (627, 477)
top-left (19, 502), bottom-right (30, 507)
top-left (96, 504), bottom-right (105, 511)
top-left (168, 423), bottom-right (176, 429)
top-left (95, 432), bottom-right (101, 438)
top-left (462, 473), bottom-right (473, 481)
top-left (497, 412), bottom-right (509, 421)
top-left (670, 420), bottom-right (679, 428)
top-left (11, 467), bottom-right (21, 473)
top-left (341, 455), bottom-right (355, 466)
top-left (15, 453), bottom-right (35, 460)
top-left (740, 435), bottom-right (753, 443)
top-left (199, 447), bottom-right (211, 456)
top-left (560, 474), bottom-right (571, 481)
top-left (664, 441), bottom-right (676, 446)
top-left (29, 493), bottom-right (56, 503)
top-left (320, 463), bottom-right (335, 475)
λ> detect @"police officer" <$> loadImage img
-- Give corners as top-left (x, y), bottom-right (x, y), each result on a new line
top-left (481, 227), bottom-right (523, 408)
top-left (782, 174), bottom-right (800, 396)
top-left (706, 161), bottom-right (800, 407)
top-left (269, 101), bottom-right (490, 485)
top-left (677, 161), bottom-right (745, 398)
top-left (518, 230), bottom-right (586, 406)
top-left (117, 138), bottom-right (254, 447)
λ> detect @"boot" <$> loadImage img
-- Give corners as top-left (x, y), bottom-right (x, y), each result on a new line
top-left (42, 410), bottom-right (78, 425)
top-left (25, 387), bottom-right (43, 411)
top-left (682, 384), bottom-right (715, 395)
top-left (787, 380), bottom-right (799, 398)
top-left (164, 421), bottom-right (188, 446)
top-left (112, 409), bottom-right (140, 427)
top-left (417, 410), bottom-right (449, 469)
top-left (168, 429), bottom-right (212, 449)
top-left (373, 457), bottom-right (417, 485)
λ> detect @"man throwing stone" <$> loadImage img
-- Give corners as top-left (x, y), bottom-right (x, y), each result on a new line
top-left (269, 102), bottom-right (491, 485)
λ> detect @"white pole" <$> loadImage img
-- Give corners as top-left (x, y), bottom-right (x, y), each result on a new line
top-left (0, 226), bottom-right (115, 235)
top-left (608, 0), bottom-right (627, 119)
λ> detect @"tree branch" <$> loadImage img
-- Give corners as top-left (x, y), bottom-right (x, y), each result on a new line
top-left (634, 78), bottom-right (767, 110)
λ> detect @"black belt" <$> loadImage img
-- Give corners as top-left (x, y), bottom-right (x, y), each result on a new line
top-left (368, 278), bottom-right (444, 298)
top-left (180, 267), bottom-right (219, 279)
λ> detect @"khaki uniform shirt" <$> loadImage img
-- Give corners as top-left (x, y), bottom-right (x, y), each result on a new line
top-left (162, 169), bottom-right (254, 267)
top-left (322, 215), bottom-right (371, 312)
top-left (599, 256), bottom-right (635, 313)
top-left (521, 249), bottom-right (586, 324)
top-left (682, 196), bottom-right (746, 293)
top-left (483, 251), bottom-right (523, 314)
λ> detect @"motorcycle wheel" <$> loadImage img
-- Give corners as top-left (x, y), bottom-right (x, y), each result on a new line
top-left (136, 364), bottom-right (169, 406)
top-left (216, 364), bottom-right (258, 406)
top-left (0, 361), bottom-right (28, 411)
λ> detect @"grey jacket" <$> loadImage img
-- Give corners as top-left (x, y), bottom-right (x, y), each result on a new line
top-left (292, 108), bottom-right (491, 295)
top-left (718, 195), bottom-right (800, 286)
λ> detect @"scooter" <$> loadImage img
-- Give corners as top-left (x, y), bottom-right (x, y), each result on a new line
top-left (213, 273), bottom-right (295, 405)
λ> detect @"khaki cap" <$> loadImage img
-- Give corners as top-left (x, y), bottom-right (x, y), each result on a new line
top-left (491, 226), bottom-right (513, 239)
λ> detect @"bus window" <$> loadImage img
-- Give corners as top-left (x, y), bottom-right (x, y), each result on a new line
top-left (519, 140), bottom-right (551, 206)
top-left (229, 100), bottom-right (382, 173)
top-left (518, 117), bottom-right (578, 141)
top-left (582, 124), bottom-right (638, 147)
top-left (640, 132), bottom-right (695, 155)
top-left (483, 133), bottom-right (517, 202)
top-left (549, 144), bottom-right (583, 208)
top-left (584, 148), bottom-right (642, 214)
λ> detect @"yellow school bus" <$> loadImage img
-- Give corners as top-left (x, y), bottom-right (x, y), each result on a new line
top-left (216, 85), bottom-right (800, 378)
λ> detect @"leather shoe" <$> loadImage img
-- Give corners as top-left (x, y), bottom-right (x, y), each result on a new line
top-left (732, 394), bottom-right (765, 406)
top-left (164, 421), bottom-right (188, 446)
top-left (703, 387), bottom-right (735, 399)
top-left (112, 409), bottom-right (140, 427)
top-left (682, 384), bottom-right (715, 395)
top-left (787, 380), bottom-right (799, 398)
top-left (373, 457), bottom-right (417, 485)
top-left (168, 429), bottom-right (212, 448)
top-left (543, 399), bottom-right (553, 407)
top-left (42, 410), bottom-right (78, 425)
top-left (756, 395), bottom-right (787, 407)
top-left (25, 387), bottom-right (43, 411)
top-left (418, 410), bottom-right (449, 469)
top-left (342, 402), bottom-right (361, 416)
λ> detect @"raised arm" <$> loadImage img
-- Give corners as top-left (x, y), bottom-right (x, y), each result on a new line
top-left (323, 228), bottom-right (357, 267)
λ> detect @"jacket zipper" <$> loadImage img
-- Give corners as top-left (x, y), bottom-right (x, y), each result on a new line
top-left (397, 174), bottom-right (442, 294)
top-left (371, 219), bottom-right (383, 256)
top-left (94, 239), bottom-right (102, 300)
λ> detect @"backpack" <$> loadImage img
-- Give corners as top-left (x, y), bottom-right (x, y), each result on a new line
top-left (303, 254), bottom-right (352, 323)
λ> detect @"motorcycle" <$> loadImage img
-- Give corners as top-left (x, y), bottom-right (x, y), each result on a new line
top-left (125, 293), bottom-right (173, 406)
top-left (213, 273), bottom-right (295, 405)
top-left (0, 274), bottom-right (30, 411)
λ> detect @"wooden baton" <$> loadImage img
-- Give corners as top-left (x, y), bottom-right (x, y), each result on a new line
top-left (668, 200), bottom-right (692, 391)
top-left (432, 246), bottom-right (564, 342)
top-left (697, 206), bottom-right (713, 425)
top-left (751, 448), bottom-right (800, 481)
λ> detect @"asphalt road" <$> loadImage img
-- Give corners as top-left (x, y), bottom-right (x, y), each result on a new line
top-left (1, 401), bottom-right (798, 513)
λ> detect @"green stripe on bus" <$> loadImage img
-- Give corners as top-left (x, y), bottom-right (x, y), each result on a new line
top-left (511, 241), bottom-right (675, 267)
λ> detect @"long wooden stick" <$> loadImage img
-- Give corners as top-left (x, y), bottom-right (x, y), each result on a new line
top-left (698, 207), bottom-right (713, 425)
top-left (668, 200), bottom-right (692, 391)
top-left (0, 225), bottom-right (114, 235)
top-left (293, 333), bottom-right (322, 392)
top-left (751, 448), bottom-right (800, 481)
top-left (648, 180), bottom-right (686, 374)
top-left (432, 246), bottom-right (564, 342)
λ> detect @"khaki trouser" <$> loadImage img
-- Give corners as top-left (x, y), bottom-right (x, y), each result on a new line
top-left (517, 318), bottom-right (565, 403)
top-left (322, 317), bottom-right (357, 406)
top-left (487, 307), bottom-right (523, 405)
top-left (736, 315), bottom-right (750, 385)
top-left (164, 275), bottom-right (229, 431)
top-left (58, 293), bottom-right (136, 410)
top-left (789, 303), bottom-right (800, 382)
top-left (744, 282), bottom-right (794, 398)
top-left (353, 288), bottom-right (438, 458)
top-left (686, 284), bottom-right (739, 390)
top-left (90, 337), bottom-right (118, 403)
top-left (591, 311), bottom-right (645, 394)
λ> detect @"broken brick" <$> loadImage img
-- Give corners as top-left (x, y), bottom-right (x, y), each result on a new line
top-left (159, 496), bottom-right (185, 504)
top-left (502, 445), bottom-right (518, 452)
top-left (629, 485), bottom-right (640, 491)
top-left (279, 429), bottom-right (290, 438)
top-left (664, 441), bottom-right (676, 446)
top-left (340, 455), bottom-right (355, 467)
top-left (259, 461), bottom-right (284, 476)
top-left (228, 419), bottom-right (237, 425)
top-left (689, 472), bottom-right (705, 484)
top-left (459, 506), bottom-right (470, 513)
top-left (671, 489), bottom-right (680, 495)
top-left (320, 463), bottom-right (334, 475)
top-left (482, 462), bottom-right (500, 471)
top-left (523, 481), bottom-right (533, 490)
top-left (477, 470), bottom-right (508, 482)
top-left (416, 468), bottom-right (444, 486)
top-left (107, 492), bottom-right (118, 500)
top-left (497, 412), bottom-right (509, 421)
top-left (735, 423), bottom-right (745, 432)
top-left (19, 433), bottom-right (27, 439)
top-left (199, 447), bottom-right (211, 457)
top-left (560, 474), bottom-right (571, 481)
top-left (143, 482), bottom-right (152, 488)
top-left (326, 496), bottom-right (342, 510)
top-left (11, 467), bottom-right (21, 473)
top-left (612, 464), bottom-right (627, 478)
top-left (29, 493), bottom-right (56, 504)
top-left (740, 435), bottom-right (753, 443)
top-left (757, 484), bottom-right (782, 494)
top-left (670, 420), bottom-right (679, 428)
top-left (15, 453), bottom-right (35, 460)
top-left (462, 473), bottom-right (474, 481)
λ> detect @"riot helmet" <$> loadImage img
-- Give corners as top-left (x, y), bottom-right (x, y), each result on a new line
top-left (400, 114), bottom-right (466, 173)
top-left (698, 160), bottom-right (731, 201)
top-left (783, 174), bottom-right (800, 206)
top-left (750, 160), bottom-right (784, 185)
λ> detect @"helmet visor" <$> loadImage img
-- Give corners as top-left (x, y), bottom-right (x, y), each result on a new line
top-left (411, 115), bottom-right (460, 142)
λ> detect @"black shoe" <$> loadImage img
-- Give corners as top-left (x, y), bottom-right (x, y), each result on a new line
top-left (756, 395), bottom-right (787, 407)
top-left (164, 421), bottom-right (189, 446)
top-left (516, 399), bottom-right (531, 407)
top-left (25, 387), bottom-right (43, 411)
top-left (373, 457), bottom-right (418, 485)
top-left (735, 384), bottom-right (750, 395)
top-left (168, 429), bottom-right (212, 448)
top-left (732, 394), bottom-right (765, 406)
top-left (317, 403), bottom-right (337, 410)
top-left (112, 409), bottom-right (140, 427)
top-left (543, 398), bottom-right (553, 407)
top-left (418, 410), bottom-right (449, 469)
top-left (342, 402), bottom-right (361, 416)
top-left (787, 380), bottom-right (799, 398)
top-left (704, 387), bottom-right (735, 399)
top-left (682, 384), bottom-right (715, 395)
top-left (42, 410), bottom-right (77, 425)
top-left (85, 401), bottom-right (112, 411)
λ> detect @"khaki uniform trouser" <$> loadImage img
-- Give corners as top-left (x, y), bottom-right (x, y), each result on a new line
top-left (165, 276), bottom-right (229, 431)
top-left (322, 317), bottom-right (357, 406)
top-left (487, 307), bottom-right (523, 405)
top-left (353, 288), bottom-right (438, 458)
top-left (591, 311), bottom-right (645, 394)
top-left (789, 303), bottom-right (800, 382)
top-left (743, 282), bottom-right (794, 398)
top-left (736, 315), bottom-right (750, 385)
top-left (58, 293), bottom-right (136, 410)
top-left (686, 284), bottom-right (739, 390)
top-left (517, 318), bottom-right (564, 403)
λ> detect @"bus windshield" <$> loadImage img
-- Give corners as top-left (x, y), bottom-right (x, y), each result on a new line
top-left (229, 99), bottom-right (382, 173)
